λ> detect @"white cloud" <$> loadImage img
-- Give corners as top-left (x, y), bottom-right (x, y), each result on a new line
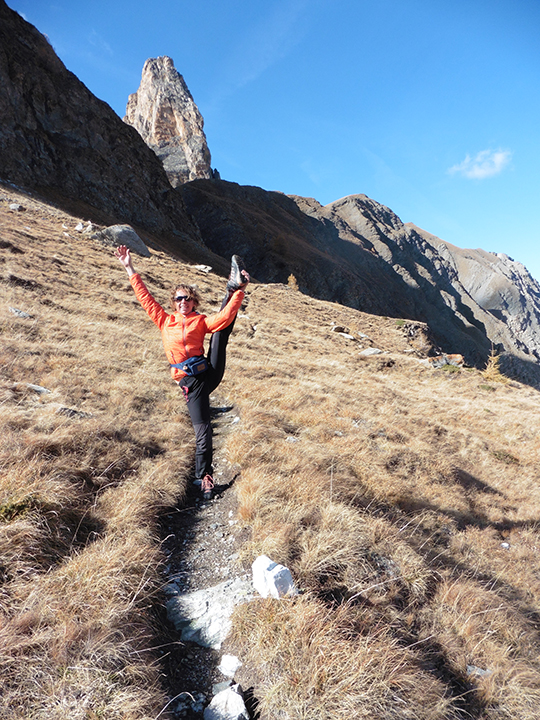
top-left (448, 149), bottom-right (512, 179)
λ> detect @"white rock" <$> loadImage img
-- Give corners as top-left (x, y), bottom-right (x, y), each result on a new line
top-left (194, 264), bottom-right (212, 273)
top-left (25, 383), bottom-right (51, 395)
top-left (204, 684), bottom-right (248, 720)
top-left (75, 222), bottom-right (84, 232)
top-left (467, 665), bottom-right (492, 678)
top-left (360, 347), bottom-right (383, 356)
top-left (252, 555), bottom-right (298, 599)
top-left (9, 307), bottom-right (32, 318)
top-left (218, 654), bottom-right (243, 677)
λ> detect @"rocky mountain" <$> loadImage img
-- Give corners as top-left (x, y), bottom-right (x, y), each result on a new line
top-left (408, 224), bottom-right (540, 362)
top-left (0, 1), bottom-right (201, 253)
top-left (124, 56), bottom-right (212, 187)
top-left (1, 0), bottom-right (539, 387)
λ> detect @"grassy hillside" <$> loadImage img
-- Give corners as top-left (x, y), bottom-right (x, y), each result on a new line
top-left (1, 185), bottom-right (540, 719)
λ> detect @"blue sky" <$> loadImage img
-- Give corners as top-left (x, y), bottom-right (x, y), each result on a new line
top-left (8, 0), bottom-right (540, 282)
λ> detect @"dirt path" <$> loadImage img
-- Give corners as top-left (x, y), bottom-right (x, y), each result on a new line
top-left (156, 394), bottom-right (256, 719)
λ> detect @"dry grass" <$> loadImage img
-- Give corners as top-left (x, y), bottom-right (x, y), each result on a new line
top-left (231, 596), bottom-right (456, 719)
top-left (223, 284), bottom-right (540, 717)
top-left (0, 187), bottom-right (211, 718)
top-left (2, 184), bottom-right (540, 719)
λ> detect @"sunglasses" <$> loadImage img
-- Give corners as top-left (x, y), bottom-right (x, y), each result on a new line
top-left (174, 295), bottom-right (191, 302)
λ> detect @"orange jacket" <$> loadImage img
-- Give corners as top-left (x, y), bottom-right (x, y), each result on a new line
top-left (130, 273), bottom-right (244, 381)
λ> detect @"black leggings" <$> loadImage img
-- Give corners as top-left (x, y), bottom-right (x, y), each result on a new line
top-left (179, 316), bottom-right (236, 480)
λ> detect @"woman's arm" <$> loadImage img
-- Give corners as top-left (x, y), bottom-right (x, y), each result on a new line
top-left (205, 289), bottom-right (246, 333)
top-left (114, 245), bottom-right (169, 328)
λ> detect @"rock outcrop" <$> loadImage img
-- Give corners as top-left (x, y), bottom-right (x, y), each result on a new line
top-left (0, 0), bottom-right (201, 251)
top-left (407, 224), bottom-right (540, 364)
top-left (124, 56), bottom-right (212, 187)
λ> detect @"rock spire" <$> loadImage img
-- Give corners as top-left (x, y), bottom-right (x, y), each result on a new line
top-left (124, 56), bottom-right (212, 187)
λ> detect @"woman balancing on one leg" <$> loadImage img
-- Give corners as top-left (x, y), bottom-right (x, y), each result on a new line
top-left (115, 245), bottom-right (249, 499)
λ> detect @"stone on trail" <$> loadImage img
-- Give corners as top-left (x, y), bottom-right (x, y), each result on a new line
top-left (203, 684), bottom-right (249, 720)
top-left (166, 576), bottom-right (254, 650)
top-left (218, 654), bottom-right (242, 678)
top-left (252, 555), bottom-right (298, 599)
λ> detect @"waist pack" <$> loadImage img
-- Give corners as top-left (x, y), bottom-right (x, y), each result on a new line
top-left (170, 355), bottom-right (209, 376)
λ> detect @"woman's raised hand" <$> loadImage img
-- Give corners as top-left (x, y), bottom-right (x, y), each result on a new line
top-left (115, 244), bottom-right (130, 266)
top-left (115, 245), bottom-right (135, 276)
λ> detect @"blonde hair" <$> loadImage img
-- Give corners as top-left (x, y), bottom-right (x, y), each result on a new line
top-left (169, 284), bottom-right (201, 311)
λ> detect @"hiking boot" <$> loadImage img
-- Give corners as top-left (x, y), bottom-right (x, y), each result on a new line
top-left (226, 255), bottom-right (248, 292)
top-left (201, 474), bottom-right (214, 500)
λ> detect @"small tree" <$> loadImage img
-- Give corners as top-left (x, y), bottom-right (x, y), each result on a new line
top-left (288, 274), bottom-right (299, 291)
top-left (482, 346), bottom-right (509, 384)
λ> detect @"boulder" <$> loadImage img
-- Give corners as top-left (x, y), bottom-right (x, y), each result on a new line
top-left (91, 224), bottom-right (150, 257)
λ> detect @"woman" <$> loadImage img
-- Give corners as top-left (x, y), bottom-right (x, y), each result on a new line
top-left (115, 245), bottom-right (249, 499)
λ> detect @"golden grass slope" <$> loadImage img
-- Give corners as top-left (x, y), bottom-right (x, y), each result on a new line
top-left (1, 184), bottom-right (540, 719)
